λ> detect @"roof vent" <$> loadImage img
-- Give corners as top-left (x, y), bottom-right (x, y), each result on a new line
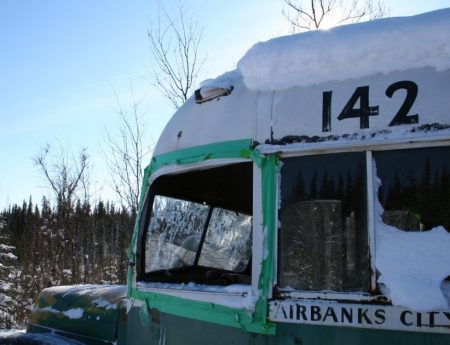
top-left (194, 86), bottom-right (233, 104)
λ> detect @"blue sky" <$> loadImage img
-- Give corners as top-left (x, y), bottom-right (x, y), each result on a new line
top-left (1, 0), bottom-right (449, 209)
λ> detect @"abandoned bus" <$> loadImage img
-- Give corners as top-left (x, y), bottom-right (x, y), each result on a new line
top-left (22, 8), bottom-right (450, 345)
top-left (124, 6), bottom-right (450, 344)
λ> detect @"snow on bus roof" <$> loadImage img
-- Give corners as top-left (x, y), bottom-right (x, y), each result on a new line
top-left (159, 9), bottom-right (450, 156)
top-left (204, 8), bottom-right (450, 91)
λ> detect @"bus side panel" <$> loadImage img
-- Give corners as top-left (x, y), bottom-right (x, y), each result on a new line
top-left (126, 304), bottom-right (450, 345)
top-left (125, 305), bottom-right (292, 345)
top-left (277, 323), bottom-right (450, 345)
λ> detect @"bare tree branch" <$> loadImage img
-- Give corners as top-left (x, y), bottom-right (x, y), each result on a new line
top-left (33, 144), bottom-right (89, 209)
top-left (148, 0), bottom-right (205, 109)
top-left (282, 0), bottom-right (388, 32)
top-left (104, 86), bottom-right (152, 213)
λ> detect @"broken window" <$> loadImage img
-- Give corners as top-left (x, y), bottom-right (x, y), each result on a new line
top-left (278, 152), bottom-right (370, 292)
top-left (198, 208), bottom-right (252, 272)
top-left (145, 196), bottom-right (209, 272)
top-left (139, 163), bottom-right (253, 286)
top-left (374, 146), bottom-right (450, 232)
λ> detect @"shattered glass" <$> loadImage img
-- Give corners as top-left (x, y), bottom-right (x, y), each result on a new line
top-left (144, 196), bottom-right (252, 275)
top-left (199, 209), bottom-right (252, 272)
top-left (145, 196), bottom-right (209, 272)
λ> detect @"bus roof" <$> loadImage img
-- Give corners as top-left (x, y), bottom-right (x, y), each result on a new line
top-left (154, 9), bottom-right (450, 157)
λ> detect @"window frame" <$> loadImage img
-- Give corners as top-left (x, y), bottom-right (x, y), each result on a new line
top-left (273, 139), bottom-right (450, 302)
top-left (135, 158), bottom-right (264, 305)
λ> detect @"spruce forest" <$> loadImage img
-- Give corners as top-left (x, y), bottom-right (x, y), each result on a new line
top-left (0, 197), bottom-right (135, 328)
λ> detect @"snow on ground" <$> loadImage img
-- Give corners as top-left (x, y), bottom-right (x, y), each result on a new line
top-left (373, 164), bottom-right (450, 312)
top-left (202, 9), bottom-right (450, 91)
top-left (0, 329), bottom-right (84, 344)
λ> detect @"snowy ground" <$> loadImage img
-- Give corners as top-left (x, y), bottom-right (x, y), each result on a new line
top-left (0, 329), bottom-right (84, 345)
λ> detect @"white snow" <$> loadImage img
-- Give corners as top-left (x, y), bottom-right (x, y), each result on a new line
top-left (203, 9), bottom-right (450, 91)
top-left (373, 162), bottom-right (450, 312)
top-left (376, 224), bottom-right (450, 311)
top-left (137, 282), bottom-right (258, 311)
top-left (238, 9), bottom-right (450, 90)
top-left (92, 297), bottom-right (117, 310)
top-left (62, 308), bottom-right (84, 319)
top-left (0, 244), bottom-right (15, 251)
top-left (0, 329), bottom-right (25, 335)
top-left (39, 307), bottom-right (84, 319)
top-left (39, 307), bottom-right (60, 314)
top-left (257, 124), bottom-right (450, 154)
top-left (46, 284), bottom-right (125, 298)
top-left (0, 252), bottom-right (17, 260)
top-left (200, 70), bottom-right (241, 89)
top-left (138, 282), bottom-right (250, 294)
top-left (0, 330), bottom-right (85, 344)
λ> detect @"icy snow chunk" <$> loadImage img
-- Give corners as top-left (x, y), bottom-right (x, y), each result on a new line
top-left (237, 9), bottom-right (450, 90)
top-left (376, 224), bottom-right (450, 312)
top-left (63, 308), bottom-right (84, 319)
top-left (373, 162), bottom-right (450, 312)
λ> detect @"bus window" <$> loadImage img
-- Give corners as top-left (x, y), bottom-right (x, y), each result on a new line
top-left (139, 162), bottom-right (253, 286)
top-left (279, 152), bottom-right (370, 292)
top-left (374, 146), bottom-right (450, 232)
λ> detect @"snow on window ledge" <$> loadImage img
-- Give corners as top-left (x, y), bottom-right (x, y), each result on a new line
top-left (136, 282), bottom-right (258, 312)
top-left (373, 164), bottom-right (450, 312)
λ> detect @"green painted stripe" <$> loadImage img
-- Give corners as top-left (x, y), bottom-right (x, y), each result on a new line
top-left (253, 153), bottom-right (278, 330)
top-left (149, 139), bottom-right (253, 173)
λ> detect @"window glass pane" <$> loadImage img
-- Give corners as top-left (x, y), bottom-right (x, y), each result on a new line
top-left (145, 196), bottom-right (209, 273)
top-left (140, 162), bottom-right (253, 285)
top-left (199, 208), bottom-right (252, 272)
top-left (279, 152), bottom-right (369, 292)
top-left (374, 146), bottom-right (450, 232)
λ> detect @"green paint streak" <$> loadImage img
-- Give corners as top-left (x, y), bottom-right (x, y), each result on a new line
top-left (253, 153), bottom-right (278, 332)
top-left (149, 139), bottom-right (253, 174)
top-left (131, 289), bottom-right (274, 335)
top-left (127, 139), bottom-right (278, 335)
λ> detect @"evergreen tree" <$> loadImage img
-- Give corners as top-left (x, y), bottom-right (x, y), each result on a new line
top-left (0, 194), bottom-right (136, 326)
top-left (0, 217), bottom-right (19, 328)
